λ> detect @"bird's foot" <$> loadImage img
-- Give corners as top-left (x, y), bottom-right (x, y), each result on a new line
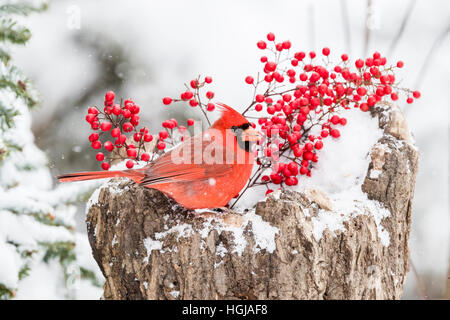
top-left (212, 206), bottom-right (234, 215)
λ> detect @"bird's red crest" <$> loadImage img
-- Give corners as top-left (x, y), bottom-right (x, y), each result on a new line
top-left (212, 103), bottom-right (249, 129)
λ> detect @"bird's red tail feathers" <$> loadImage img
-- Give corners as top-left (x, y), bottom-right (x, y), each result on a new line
top-left (57, 170), bottom-right (143, 183)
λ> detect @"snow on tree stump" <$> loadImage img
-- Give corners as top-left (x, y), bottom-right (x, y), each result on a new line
top-left (86, 104), bottom-right (418, 300)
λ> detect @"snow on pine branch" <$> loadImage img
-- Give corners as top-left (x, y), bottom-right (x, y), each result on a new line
top-left (0, 1), bottom-right (103, 300)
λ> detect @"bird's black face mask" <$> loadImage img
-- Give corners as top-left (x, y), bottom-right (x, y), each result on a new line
top-left (231, 122), bottom-right (260, 152)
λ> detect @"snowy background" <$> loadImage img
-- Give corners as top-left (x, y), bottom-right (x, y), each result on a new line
top-left (9, 0), bottom-right (450, 299)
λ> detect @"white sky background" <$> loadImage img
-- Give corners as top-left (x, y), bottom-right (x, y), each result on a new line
top-left (13, 0), bottom-right (450, 298)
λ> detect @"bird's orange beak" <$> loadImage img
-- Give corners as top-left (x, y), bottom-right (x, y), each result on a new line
top-left (241, 127), bottom-right (262, 142)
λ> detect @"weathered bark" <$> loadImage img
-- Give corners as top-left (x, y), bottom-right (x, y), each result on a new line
top-left (86, 104), bottom-right (419, 300)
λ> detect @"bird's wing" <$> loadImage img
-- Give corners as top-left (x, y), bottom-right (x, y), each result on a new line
top-left (139, 133), bottom-right (235, 187)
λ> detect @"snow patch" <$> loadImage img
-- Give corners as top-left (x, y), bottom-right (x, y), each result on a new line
top-left (143, 238), bottom-right (163, 263)
top-left (310, 186), bottom-right (391, 246)
top-left (370, 169), bottom-right (382, 179)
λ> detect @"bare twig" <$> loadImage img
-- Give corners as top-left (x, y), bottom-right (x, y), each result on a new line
top-left (387, 0), bottom-right (417, 57)
top-left (410, 258), bottom-right (429, 300)
top-left (308, 4), bottom-right (316, 50)
top-left (340, 0), bottom-right (352, 53)
top-left (363, 0), bottom-right (372, 57)
top-left (414, 23), bottom-right (450, 90)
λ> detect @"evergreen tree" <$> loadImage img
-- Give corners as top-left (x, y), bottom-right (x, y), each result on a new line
top-left (0, 1), bottom-right (103, 299)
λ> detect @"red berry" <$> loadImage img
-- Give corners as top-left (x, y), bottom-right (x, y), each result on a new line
top-left (288, 162), bottom-right (298, 172)
top-left (396, 61), bottom-right (404, 68)
top-left (339, 118), bottom-right (347, 126)
top-left (282, 168), bottom-right (292, 177)
top-left (163, 97), bottom-right (172, 105)
top-left (122, 109), bottom-right (131, 118)
top-left (101, 162), bottom-right (110, 170)
top-left (355, 59), bottom-right (364, 68)
top-left (255, 104), bottom-right (263, 112)
top-left (265, 61), bottom-right (277, 72)
top-left (305, 142), bottom-right (314, 151)
top-left (255, 94), bottom-right (265, 103)
top-left (104, 141), bottom-right (114, 152)
top-left (159, 131), bottom-right (169, 140)
top-left (126, 160), bottom-right (134, 169)
top-left (413, 91), bottom-right (421, 99)
top-left (287, 134), bottom-right (298, 144)
top-left (127, 148), bottom-right (137, 158)
top-left (204, 76), bottom-right (212, 83)
top-left (330, 115), bottom-right (340, 125)
top-left (96, 152), bottom-right (104, 161)
top-left (330, 129), bottom-right (340, 138)
top-left (265, 189), bottom-right (274, 195)
top-left (141, 153), bottom-right (150, 162)
top-left (143, 134), bottom-right (153, 142)
top-left (356, 87), bottom-right (367, 96)
top-left (321, 130), bottom-right (329, 138)
top-left (133, 133), bottom-right (142, 142)
top-left (100, 121), bottom-right (112, 132)
top-left (282, 41), bottom-right (291, 49)
top-left (245, 76), bottom-right (254, 84)
top-left (360, 103), bottom-right (370, 112)
top-left (367, 96), bottom-right (376, 106)
top-left (300, 166), bottom-right (308, 175)
top-left (206, 91), bottom-right (214, 99)
top-left (183, 91), bottom-right (194, 100)
top-left (187, 119), bottom-right (194, 126)
top-left (123, 122), bottom-right (133, 132)
top-left (111, 104), bottom-right (121, 116)
top-left (105, 91), bottom-right (115, 102)
top-left (391, 93), bottom-right (399, 101)
top-left (131, 115), bottom-right (140, 126)
top-left (190, 79), bottom-right (199, 89)
top-left (118, 134), bottom-right (127, 145)
top-left (85, 114), bottom-right (97, 123)
top-left (89, 133), bottom-right (99, 142)
top-left (111, 127), bottom-right (121, 138)
top-left (267, 32), bottom-right (275, 41)
top-left (341, 54), bottom-right (348, 61)
top-left (91, 140), bottom-right (101, 149)
top-left (282, 94), bottom-right (292, 102)
top-left (189, 99), bottom-right (198, 107)
top-left (270, 173), bottom-right (282, 184)
top-left (207, 103), bottom-right (215, 111)
top-left (303, 151), bottom-right (313, 161)
top-left (88, 107), bottom-right (98, 115)
top-left (157, 141), bottom-right (166, 150)
top-left (406, 97), bottom-right (414, 104)
top-left (314, 140), bottom-right (323, 149)
top-left (257, 41), bottom-right (267, 49)
top-left (322, 47), bottom-right (330, 56)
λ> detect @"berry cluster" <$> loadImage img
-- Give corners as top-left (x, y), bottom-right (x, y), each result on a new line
top-left (232, 32), bottom-right (420, 200)
top-left (162, 75), bottom-right (215, 126)
top-left (85, 91), bottom-right (194, 170)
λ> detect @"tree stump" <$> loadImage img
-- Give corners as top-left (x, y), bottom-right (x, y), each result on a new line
top-left (86, 104), bottom-right (419, 300)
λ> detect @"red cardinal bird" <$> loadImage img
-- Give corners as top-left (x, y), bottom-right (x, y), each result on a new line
top-left (57, 104), bottom-right (260, 209)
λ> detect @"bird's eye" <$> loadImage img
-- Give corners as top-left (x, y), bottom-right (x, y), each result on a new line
top-left (231, 123), bottom-right (251, 133)
top-left (241, 123), bottom-right (251, 130)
